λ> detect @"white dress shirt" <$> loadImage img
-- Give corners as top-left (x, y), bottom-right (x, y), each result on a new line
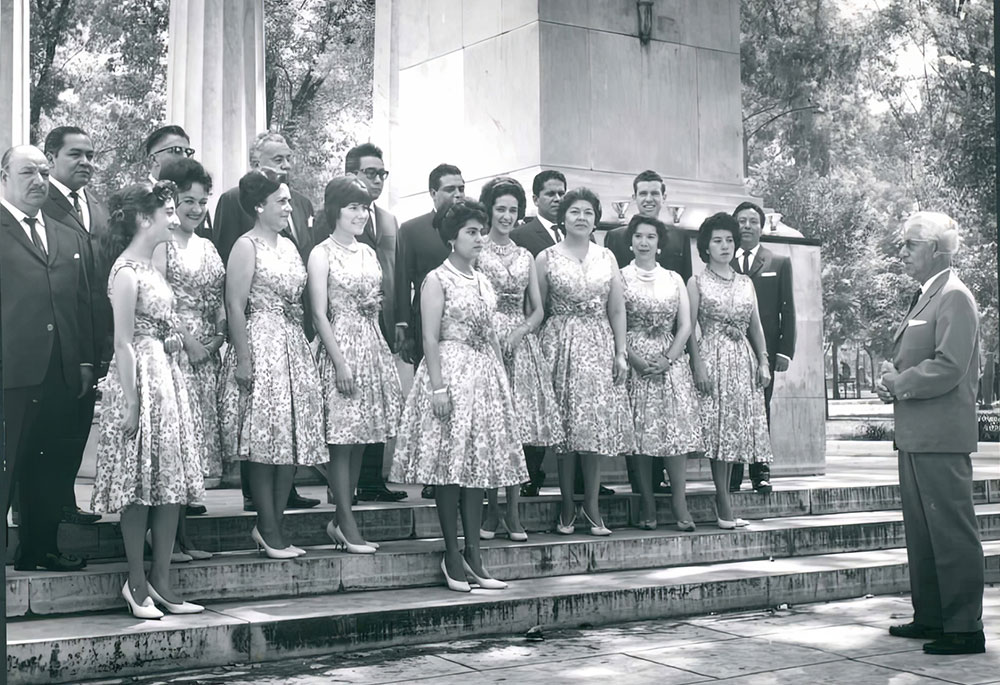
top-left (735, 244), bottom-right (760, 273)
top-left (49, 176), bottom-right (91, 232)
top-left (1, 198), bottom-right (48, 252)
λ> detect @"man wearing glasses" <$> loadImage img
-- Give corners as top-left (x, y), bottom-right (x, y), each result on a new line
top-left (213, 131), bottom-right (321, 512)
top-left (143, 124), bottom-right (209, 241)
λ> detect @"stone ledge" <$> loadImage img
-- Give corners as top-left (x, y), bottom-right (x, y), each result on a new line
top-left (9, 540), bottom-right (1000, 685)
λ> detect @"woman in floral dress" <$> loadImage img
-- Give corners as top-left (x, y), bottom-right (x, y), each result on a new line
top-left (92, 181), bottom-right (205, 618)
top-left (537, 187), bottom-right (635, 537)
top-left (476, 177), bottom-right (562, 542)
top-left (620, 215), bottom-right (702, 531)
top-left (392, 200), bottom-right (525, 592)
top-left (688, 212), bottom-right (772, 529)
top-left (308, 177), bottom-right (402, 554)
top-left (218, 170), bottom-right (326, 559)
top-left (154, 159), bottom-right (224, 560)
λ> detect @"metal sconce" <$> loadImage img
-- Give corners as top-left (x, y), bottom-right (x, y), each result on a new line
top-left (667, 204), bottom-right (685, 224)
top-left (637, 0), bottom-right (654, 45)
top-left (766, 212), bottom-right (783, 233)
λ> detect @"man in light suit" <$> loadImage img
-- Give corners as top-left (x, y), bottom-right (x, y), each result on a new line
top-left (1, 145), bottom-right (94, 572)
top-left (394, 163), bottom-right (465, 499)
top-left (315, 142), bottom-right (406, 502)
top-left (729, 201), bottom-right (796, 495)
top-left (511, 169), bottom-right (566, 258)
top-left (214, 132), bottom-right (320, 512)
top-left (879, 211), bottom-right (985, 655)
top-left (42, 126), bottom-right (110, 526)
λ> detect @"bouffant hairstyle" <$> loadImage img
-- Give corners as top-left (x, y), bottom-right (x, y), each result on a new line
top-left (323, 175), bottom-right (371, 226)
top-left (437, 199), bottom-right (488, 246)
top-left (238, 168), bottom-right (284, 217)
top-left (696, 212), bottom-right (742, 263)
top-left (158, 158), bottom-right (213, 194)
top-left (625, 214), bottom-right (668, 249)
top-left (100, 180), bottom-right (177, 281)
top-left (556, 186), bottom-right (602, 227)
top-left (478, 176), bottom-right (526, 225)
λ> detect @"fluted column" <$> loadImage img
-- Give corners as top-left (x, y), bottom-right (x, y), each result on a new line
top-left (166, 0), bottom-right (266, 197)
top-left (0, 0), bottom-right (30, 152)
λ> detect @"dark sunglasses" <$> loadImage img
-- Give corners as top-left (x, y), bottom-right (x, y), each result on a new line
top-left (359, 167), bottom-right (389, 181)
top-left (153, 145), bottom-right (196, 158)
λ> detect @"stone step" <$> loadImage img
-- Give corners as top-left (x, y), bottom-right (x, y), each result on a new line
top-left (9, 504), bottom-right (1000, 618)
top-left (9, 540), bottom-right (1000, 685)
top-left (16, 477), bottom-right (1000, 564)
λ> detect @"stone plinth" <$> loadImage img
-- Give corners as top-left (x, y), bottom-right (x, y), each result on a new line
top-left (166, 0), bottom-right (265, 201)
top-left (0, 0), bottom-right (30, 151)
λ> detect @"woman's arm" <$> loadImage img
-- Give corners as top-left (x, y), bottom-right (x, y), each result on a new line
top-left (534, 251), bottom-right (550, 320)
top-left (109, 266), bottom-right (140, 436)
top-left (687, 276), bottom-right (711, 394)
top-left (667, 277), bottom-right (692, 360)
top-left (419, 274), bottom-right (451, 419)
top-left (308, 246), bottom-right (354, 396)
top-left (607, 274), bottom-right (628, 384)
top-left (748, 288), bottom-right (771, 388)
top-left (225, 237), bottom-right (256, 388)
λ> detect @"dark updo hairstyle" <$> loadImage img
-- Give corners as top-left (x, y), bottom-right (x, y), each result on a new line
top-left (323, 175), bottom-right (371, 228)
top-left (556, 186), bottom-right (602, 227)
top-left (696, 212), bottom-right (742, 263)
top-left (478, 176), bottom-right (526, 226)
top-left (625, 214), bottom-right (668, 249)
top-left (158, 158), bottom-right (213, 194)
top-left (238, 168), bottom-right (285, 217)
top-left (100, 180), bottom-right (177, 283)
top-left (437, 199), bottom-right (488, 247)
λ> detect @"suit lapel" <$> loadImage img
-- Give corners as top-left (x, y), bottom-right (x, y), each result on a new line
top-left (893, 272), bottom-right (948, 342)
top-left (49, 187), bottom-right (86, 234)
top-left (1, 208), bottom-right (47, 265)
top-left (42, 214), bottom-right (60, 265)
top-left (748, 248), bottom-right (767, 278)
top-left (535, 221), bottom-right (555, 249)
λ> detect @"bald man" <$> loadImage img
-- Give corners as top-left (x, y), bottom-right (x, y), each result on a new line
top-left (879, 212), bottom-right (985, 655)
top-left (1, 145), bottom-right (94, 571)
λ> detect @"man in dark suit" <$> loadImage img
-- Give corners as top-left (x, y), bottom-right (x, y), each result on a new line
top-left (315, 142), bottom-right (406, 502)
top-left (878, 211), bottom-right (985, 655)
top-left (1, 145), bottom-right (94, 571)
top-left (604, 170), bottom-right (692, 282)
top-left (511, 169), bottom-right (566, 257)
top-left (143, 125), bottom-right (212, 240)
top-left (394, 163), bottom-right (465, 499)
top-left (213, 132), bottom-right (320, 511)
top-left (42, 126), bottom-right (110, 526)
top-left (729, 201), bottom-right (796, 494)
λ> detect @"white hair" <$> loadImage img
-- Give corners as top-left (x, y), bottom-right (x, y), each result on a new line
top-left (248, 132), bottom-right (288, 165)
top-left (903, 211), bottom-right (960, 255)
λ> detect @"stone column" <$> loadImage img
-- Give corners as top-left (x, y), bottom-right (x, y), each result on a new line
top-left (166, 0), bottom-right (266, 199)
top-left (0, 0), bottom-right (30, 152)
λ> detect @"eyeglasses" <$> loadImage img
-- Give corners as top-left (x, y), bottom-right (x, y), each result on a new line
top-left (152, 145), bottom-right (196, 158)
top-left (902, 239), bottom-right (932, 251)
top-left (358, 167), bottom-right (389, 181)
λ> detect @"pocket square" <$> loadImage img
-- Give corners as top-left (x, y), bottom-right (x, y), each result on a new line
top-left (73, 253), bottom-right (80, 259)
top-left (907, 319), bottom-right (927, 327)
top-left (307, 216), bottom-right (314, 228)
top-left (761, 271), bottom-right (776, 277)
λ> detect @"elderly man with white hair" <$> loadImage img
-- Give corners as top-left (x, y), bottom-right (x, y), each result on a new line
top-left (878, 210), bottom-right (985, 655)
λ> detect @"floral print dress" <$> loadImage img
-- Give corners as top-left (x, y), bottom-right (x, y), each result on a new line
top-left (477, 239), bottom-right (563, 447)
top-left (621, 263), bottom-right (702, 457)
top-left (694, 268), bottom-right (772, 463)
top-left (391, 262), bottom-right (527, 488)
top-left (91, 258), bottom-right (205, 513)
top-left (218, 234), bottom-right (326, 466)
top-left (538, 246), bottom-right (635, 456)
top-left (164, 237), bottom-right (225, 481)
top-left (315, 237), bottom-right (402, 445)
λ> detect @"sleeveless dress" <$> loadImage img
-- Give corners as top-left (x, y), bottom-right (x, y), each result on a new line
top-left (477, 239), bottom-right (564, 447)
top-left (164, 237), bottom-right (225, 481)
top-left (315, 237), bottom-right (402, 444)
top-left (694, 269), bottom-right (773, 463)
top-left (621, 263), bottom-right (702, 457)
top-left (218, 235), bottom-right (326, 466)
top-left (91, 258), bottom-right (205, 513)
top-left (538, 246), bottom-right (636, 456)
top-left (391, 262), bottom-right (527, 488)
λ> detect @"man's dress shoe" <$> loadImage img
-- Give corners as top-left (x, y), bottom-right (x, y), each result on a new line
top-left (520, 482), bottom-right (541, 497)
top-left (888, 622), bottom-right (943, 640)
top-left (421, 485), bottom-right (436, 499)
top-left (185, 503), bottom-right (208, 516)
top-left (923, 631), bottom-right (986, 655)
top-left (752, 480), bottom-right (772, 495)
top-left (15, 552), bottom-right (87, 572)
top-left (287, 492), bottom-right (320, 509)
top-left (356, 484), bottom-right (408, 502)
top-left (243, 497), bottom-right (256, 512)
top-left (573, 484), bottom-right (617, 496)
top-left (653, 482), bottom-right (671, 494)
top-left (61, 506), bottom-right (102, 525)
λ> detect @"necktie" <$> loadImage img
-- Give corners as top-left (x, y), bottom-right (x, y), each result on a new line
top-left (909, 288), bottom-right (922, 310)
top-left (69, 190), bottom-right (84, 225)
top-left (364, 209), bottom-right (376, 244)
top-left (24, 217), bottom-right (47, 257)
top-left (553, 225), bottom-right (562, 243)
top-left (742, 251), bottom-right (751, 275)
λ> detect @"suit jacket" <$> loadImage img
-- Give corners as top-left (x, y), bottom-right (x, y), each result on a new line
top-left (315, 204), bottom-right (398, 343)
top-left (393, 210), bottom-right (448, 332)
top-left (43, 184), bottom-right (113, 376)
top-left (892, 270), bottom-right (980, 454)
top-left (731, 246), bottom-right (796, 364)
top-left (605, 222), bottom-right (693, 282)
top-left (0, 206), bottom-right (94, 393)
top-left (510, 217), bottom-right (558, 258)
top-left (214, 184), bottom-right (317, 339)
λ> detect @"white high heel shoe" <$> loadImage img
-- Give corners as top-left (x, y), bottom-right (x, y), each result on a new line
top-left (147, 583), bottom-right (204, 614)
top-left (500, 519), bottom-right (528, 542)
top-left (326, 521), bottom-right (376, 554)
top-left (441, 557), bottom-right (471, 593)
top-left (461, 557), bottom-right (508, 589)
top-left (121, 582), bottom-right (163, 620)
top-left (716, 517), bottom-right (749, 530)
top-left (251, 526), bottom-right (300, 559)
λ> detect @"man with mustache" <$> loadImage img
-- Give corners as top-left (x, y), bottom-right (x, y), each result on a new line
top-left (42, 127), bottom-right (110, 527)
top-left (1, 145), bottom-right (94, 571)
